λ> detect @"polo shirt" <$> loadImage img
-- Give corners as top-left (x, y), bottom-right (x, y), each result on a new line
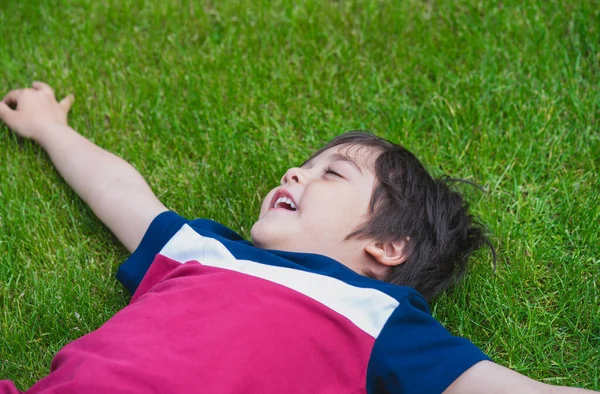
top-left (6, 211), bottom-right (489, 393)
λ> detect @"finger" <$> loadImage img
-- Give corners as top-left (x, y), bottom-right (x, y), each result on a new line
top-left (1, 89), bottom-right (25, 107)
top-left (32, 81), bottom-right (55, 97)
top-left (0, 102), bottom-right (16, 128)
top-left (59, 94), bottom-right (75, 113)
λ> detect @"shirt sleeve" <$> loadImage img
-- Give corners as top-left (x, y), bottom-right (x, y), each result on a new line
top-left (366, 294), bottom-right (491, 394)
top-left (116, 211), bottom-right (188, 294)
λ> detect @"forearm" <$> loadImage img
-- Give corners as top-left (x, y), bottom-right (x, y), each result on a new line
top-left (36, 124), bottom-right (167, 251)
top-left (37, 124), bottom-right (141, 207)
top-left (446, 361), bottom-right (598, 394)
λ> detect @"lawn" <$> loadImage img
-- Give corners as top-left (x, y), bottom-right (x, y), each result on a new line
top-left (0, 0), bottom-right (598, 390)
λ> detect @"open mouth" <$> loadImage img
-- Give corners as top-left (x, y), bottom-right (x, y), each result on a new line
top-left (273, 196), bottom-right (297, 211)
top-left (271, 190), bottom-right (298, 211)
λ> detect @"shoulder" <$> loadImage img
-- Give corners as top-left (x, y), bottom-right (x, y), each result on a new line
top-left (117, 212), bottom-right (252, 293)
top-left (366, 291), bottom-right (490, 394)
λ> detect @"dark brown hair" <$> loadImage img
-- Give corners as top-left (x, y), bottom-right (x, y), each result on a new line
top-left (309, 131), bottom-right (494, 302)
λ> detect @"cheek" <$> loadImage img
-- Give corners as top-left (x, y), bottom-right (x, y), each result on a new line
top-left (330, 191), bottom-right (371, 228)
top-left (305, 191), bottom-right (366, 228)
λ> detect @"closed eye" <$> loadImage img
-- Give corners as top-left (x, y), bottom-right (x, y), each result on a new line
top-left (324, 166), bottom-right (342, 178)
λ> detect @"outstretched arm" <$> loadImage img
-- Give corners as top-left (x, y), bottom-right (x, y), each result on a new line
top-left (0, 82), bottom-right (167, 252)
top-left (444, 361), bottom-right (597, 394)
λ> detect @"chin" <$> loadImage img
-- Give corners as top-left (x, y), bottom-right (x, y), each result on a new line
top-left (250, 220), bottom-right (275, 249)
top-left (252, 223), bottom-right (297, 252)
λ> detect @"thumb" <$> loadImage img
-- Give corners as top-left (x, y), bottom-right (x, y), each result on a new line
top-left (59, 94), bottom-right (75, 113)
top-left (0, 102), bottom-right (16, 129)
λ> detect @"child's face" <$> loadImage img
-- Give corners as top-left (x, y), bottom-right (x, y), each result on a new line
top-left (251, 144), bottom-right (378, 271)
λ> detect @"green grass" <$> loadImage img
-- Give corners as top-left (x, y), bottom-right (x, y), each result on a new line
top-left (1, 0), bottom-right (598, 390)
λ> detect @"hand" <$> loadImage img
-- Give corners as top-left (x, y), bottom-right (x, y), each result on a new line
top-left (0, 81), bottom-right (74, 142)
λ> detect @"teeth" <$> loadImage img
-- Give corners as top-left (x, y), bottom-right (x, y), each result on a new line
top-left (274, 196), bottom-right (297, 210)
top-left (288, 198), bottom-right (297, 209)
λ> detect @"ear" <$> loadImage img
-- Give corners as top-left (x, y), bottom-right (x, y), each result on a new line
top-left (364, 238), bottom-right (410, 267)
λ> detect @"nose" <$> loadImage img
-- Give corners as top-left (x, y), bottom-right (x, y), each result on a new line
top-left (280, 167), bottom-right (307, 185)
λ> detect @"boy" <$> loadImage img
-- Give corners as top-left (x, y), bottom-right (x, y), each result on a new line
top-left (0, 82), bottom-right (596, 393)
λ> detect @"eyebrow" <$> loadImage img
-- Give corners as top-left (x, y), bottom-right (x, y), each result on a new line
top-left (301, 153), bottom-right (363, 175)
top-left (330, 153), bottom-right (363, 174)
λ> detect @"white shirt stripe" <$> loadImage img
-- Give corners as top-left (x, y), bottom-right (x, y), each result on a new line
top-left (159, 224), bottom-right (399, 338)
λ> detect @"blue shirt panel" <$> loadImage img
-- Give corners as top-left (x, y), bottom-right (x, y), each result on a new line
top-left (367, 294), bottom-right (490, 394)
